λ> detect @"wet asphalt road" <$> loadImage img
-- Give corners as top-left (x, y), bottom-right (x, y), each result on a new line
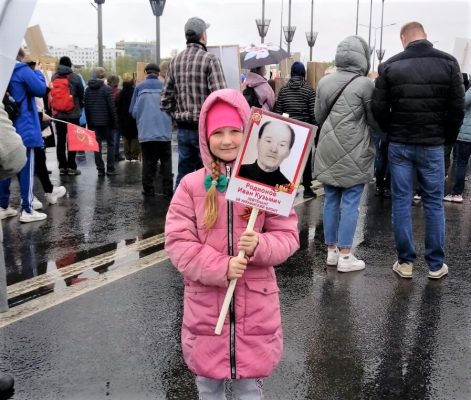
top-left (0, 147), bottom-right (471, 399)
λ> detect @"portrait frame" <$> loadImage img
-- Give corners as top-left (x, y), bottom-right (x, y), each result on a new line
top-left (226, 108), bottom-right (316, 217)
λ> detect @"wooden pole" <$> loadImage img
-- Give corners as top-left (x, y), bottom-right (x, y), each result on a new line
top-left (215, 207), bottom-right (259, 335)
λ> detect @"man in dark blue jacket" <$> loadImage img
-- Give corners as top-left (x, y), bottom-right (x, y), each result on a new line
top-left (84, 67), bottom-right (118, 176)
top-left (0, 49), bottom-right (47, 223)
top-left (372, 22), bottom-right (465, 280)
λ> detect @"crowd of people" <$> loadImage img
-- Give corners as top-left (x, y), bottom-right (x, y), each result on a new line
top-left (0, 14), bottom-right (470, 399)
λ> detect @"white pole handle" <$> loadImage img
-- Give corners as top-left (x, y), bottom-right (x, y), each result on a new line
top-left (214, 207), bottom-right (259, 335)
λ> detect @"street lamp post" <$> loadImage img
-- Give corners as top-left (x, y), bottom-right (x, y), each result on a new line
top-left (360, 22), bottom-right (396, 71)
top-left (93, 0), bottom-right (105, 67)
top-left (149, 0), bottom-right (166, 65)
top-left (368, 0), bottom-right (373, 49)
top-left (305, 0), bottom-right (317, 61)
top-left (355, 0), bottom-right (359, 35)
top-left (256, 0), bottom-right (271, 44)
top-left (283, 0), bottom-right (295, 55)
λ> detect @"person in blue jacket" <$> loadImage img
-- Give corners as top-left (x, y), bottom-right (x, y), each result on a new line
top-left (0, 49), bottom-right (47, 223)
top-left (130, 63), bottom-right (173, 198)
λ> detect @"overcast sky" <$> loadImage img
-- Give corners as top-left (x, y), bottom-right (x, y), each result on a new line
top-left (30, 0), bottom-right (470, 64)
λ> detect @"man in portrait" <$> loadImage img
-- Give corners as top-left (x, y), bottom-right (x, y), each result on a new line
top-left (238, 120), bottom-right (295, 187)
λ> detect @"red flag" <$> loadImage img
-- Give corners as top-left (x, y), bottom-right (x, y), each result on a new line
top-left (66, 123), bottom-right (99, 152)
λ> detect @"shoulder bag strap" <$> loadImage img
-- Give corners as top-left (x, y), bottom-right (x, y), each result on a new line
top-left (325, 74), bottom-right (361, 118)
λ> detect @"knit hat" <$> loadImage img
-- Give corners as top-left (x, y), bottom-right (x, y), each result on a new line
top-left (59, 56), bottom-right (72, 68)
top-left (206, 101), bottom-right (243, 139)
top-left (291, 61), bottom-right (306, 78)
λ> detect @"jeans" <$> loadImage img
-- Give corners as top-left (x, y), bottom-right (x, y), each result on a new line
top-left (196, 376), bottom-right (263, 400)
top-left (176, 128), bottom-right (202, 188)
top-left (113, 128), bottom-right (121, 159)
top-left (388, 143), bottom-right (445, 271)
top-left (373, 133), bottom-right (390, 189)
top-left (91, 126), bottom-right (115, 172)
top-left (323, 183), bottom-right (365, 249)
top-left (452, 140), bottom-right (471, 195)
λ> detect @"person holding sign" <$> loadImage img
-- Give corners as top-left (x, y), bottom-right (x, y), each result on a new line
top-left (165, 88), bottom-right (299, 399)
top-left (238, 120), bottom-right (294, 187)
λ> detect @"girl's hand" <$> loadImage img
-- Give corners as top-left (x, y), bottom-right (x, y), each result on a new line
top-left (238, 230), bottom-right (259, 257)
top-left (227, 257), bottom-right (247, 280)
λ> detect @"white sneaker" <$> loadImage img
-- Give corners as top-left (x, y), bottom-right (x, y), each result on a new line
top-left (32, 196), bottom-right (43, 210)
top-left (0, 206), bottom-right (18, 220)
top-left (444, 194), bottom-right (463, 203)
top-left (19, 210), bottom-right (47, 223)
top-left (46, 186), bottom-right (67, 205)
top-left (337, 253), bottom-right (365, 272)
top-left (326, 249), bottom-right (339, 266)
top-left (428, 264), bottom-right (448, 280)
top-left (413, 194), bottom-right (421, 201)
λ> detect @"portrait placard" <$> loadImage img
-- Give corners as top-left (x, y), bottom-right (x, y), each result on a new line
top-left (226, 109), bottom-right (315, 216)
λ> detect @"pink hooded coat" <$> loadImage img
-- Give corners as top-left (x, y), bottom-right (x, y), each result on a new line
top-left (245, 71), bottom-right (276, 111)
top-left (165, 89), bottom-right (299, 380)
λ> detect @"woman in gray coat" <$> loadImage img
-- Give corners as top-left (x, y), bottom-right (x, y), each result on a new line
top-left (314, 35), bottom-right (378, 272)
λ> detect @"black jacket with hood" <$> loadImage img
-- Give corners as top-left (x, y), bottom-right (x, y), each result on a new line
top-left (372, 40), bottom-right (465, 145)
top-left (84, 79), bottom-right (118, 128)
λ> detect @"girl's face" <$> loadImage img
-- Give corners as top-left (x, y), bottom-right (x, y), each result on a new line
top-left (209, 127), bottom-right (243, 162)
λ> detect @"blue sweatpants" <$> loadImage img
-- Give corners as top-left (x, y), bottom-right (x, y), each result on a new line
top-left (0, 147), bottom-right (35, 213)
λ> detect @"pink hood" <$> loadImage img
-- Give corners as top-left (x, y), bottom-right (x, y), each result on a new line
top-left (244, 71), bottom-right (275, 111)
top-left (198, 88), bottom-right (250, 172)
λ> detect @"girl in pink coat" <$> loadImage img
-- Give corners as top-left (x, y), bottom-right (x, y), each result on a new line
top-left (165, 88), bottom-right (299, 399)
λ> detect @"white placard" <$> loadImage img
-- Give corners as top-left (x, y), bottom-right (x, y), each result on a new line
top-left (226, 109), bottom-right (315, 217)
top-left (207, 45), bottom-right (241, 91)
top-left (0, 0), bottom-right (38, 95)
top-left (453, 37), bottom-right (471, 74)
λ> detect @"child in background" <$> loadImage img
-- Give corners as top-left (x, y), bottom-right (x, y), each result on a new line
top-left (165, 88), bottom-right (299, 399)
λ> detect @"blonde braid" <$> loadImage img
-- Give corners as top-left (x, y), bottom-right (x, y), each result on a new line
top-left (204, 160), bottom-right (221, 229)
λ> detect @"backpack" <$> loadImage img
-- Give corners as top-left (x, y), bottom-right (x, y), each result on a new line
top-left (2, 91), bottom-right (20, 121)
top-left (243, 86), bottom-right (262, 108)
top-left (50, 74), bottom-right (75, 114)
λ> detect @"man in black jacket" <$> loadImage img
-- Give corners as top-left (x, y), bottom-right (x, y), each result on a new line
top-left (84, 67), bottom-right (119, 176)
top-left (372, 21), bottom-right (465, 280)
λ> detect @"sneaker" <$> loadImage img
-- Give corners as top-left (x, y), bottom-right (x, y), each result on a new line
top-left (46, 186), bottom-right (67, 204)
top-left (0, 206), bottom-right (17, 220)
top-left (326, 248), bottom-right (339, 266)
top-left (428, 263), bottom-right (448, 280)
top-left (19, 210), bottom-right (47, 223)
top-left (392, 261), bottom-right (413, 279)
top-left (106, 170), bottom-right (118, 176)
top-left (67, 168), bottom-right (81, 176)
top-left (413, 194), bottom-right (421, 201)
top-left (130, 159), bottom-right (138, 163)
top-left (303, 188), bottom-right (316, 198)
top-left (32, 196), bottom-right (43, 210)
top-left (444, 194), bottom-right (463, 203)
top-left (59, 168), bottom-right (68, 175)
top-left (337, 254), bottom-right (365, 272)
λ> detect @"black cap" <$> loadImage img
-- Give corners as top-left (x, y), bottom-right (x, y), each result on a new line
top-left (145, 63), bottom-right (160, 73)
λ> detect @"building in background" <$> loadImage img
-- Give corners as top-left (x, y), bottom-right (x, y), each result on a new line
top-left (115, 40), bottom-right (156, 62)
top-left (48, 45), bottom-right (125, 69)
